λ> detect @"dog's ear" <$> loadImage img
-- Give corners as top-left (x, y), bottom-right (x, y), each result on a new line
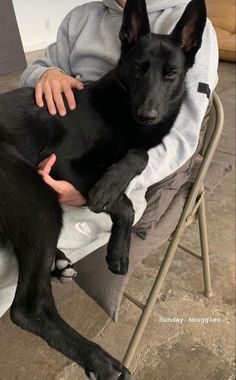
top-left (119, 0), bottom-right (150, 54)
top-left (171, 0), bottom-right (207, 66)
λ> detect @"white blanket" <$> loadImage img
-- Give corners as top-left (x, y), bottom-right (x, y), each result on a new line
top-left (0, 189), bottom-right (146, 318)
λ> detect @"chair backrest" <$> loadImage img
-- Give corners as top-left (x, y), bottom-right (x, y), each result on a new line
top-left (176, 91), bottom-right (224, 230)
top-left (199, 95), bottom-right (217, 157)
top-left (195, 92), bottom-right (224, 186)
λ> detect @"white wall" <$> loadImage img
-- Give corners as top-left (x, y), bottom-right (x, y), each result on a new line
top-left (12, 0), bottom-right (93, 52)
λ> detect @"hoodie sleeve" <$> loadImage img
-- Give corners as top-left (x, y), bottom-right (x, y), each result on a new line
top-left (125, 20), bottom-right (219, 197)
top-left (20, 6), bottom-right (88, 87)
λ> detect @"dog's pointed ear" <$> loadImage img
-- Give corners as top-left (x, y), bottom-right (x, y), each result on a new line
top-left (171, 0), bottom-right (207, 66)
top-left (119, 0), bottom-right (150, 53)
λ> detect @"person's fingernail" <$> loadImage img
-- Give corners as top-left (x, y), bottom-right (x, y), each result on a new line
top-left (69, 104), bottom-right (76, 110)
top-left (49, 109), bottom-right (57, 115)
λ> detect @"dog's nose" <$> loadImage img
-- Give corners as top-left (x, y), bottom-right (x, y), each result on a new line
top-left (137, 109), bottom-right (158, 124)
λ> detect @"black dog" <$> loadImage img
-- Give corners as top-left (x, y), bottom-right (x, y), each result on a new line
top-left (0, 0), bottom-right (206, 378)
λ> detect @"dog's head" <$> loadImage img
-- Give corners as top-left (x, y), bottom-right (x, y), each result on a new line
top-left (117, 0), bottom-right (207, 126)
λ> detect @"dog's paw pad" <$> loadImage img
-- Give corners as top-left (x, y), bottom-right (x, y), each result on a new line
top-left (88, 371), bottom-right (122, 380)
top-left (59, 275), bottom-right (76, 284)
top-left (56, 259), bottom-right (71, 270)
top-left (88, 373), bottom-right (97, 380)
top-left (51, 257), bottom-right (77, 283)
top-left (61, 266), bottom-right (77, 278)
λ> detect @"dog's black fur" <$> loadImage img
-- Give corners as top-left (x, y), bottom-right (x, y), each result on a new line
top-left (0, 0), bottom-right (206, 378)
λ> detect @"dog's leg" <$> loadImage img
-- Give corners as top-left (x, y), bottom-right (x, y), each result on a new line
top-left (106, 194), bottom-right (135, 275)
top-left (51, 248), bottom-right (77, 283)
top-left (0, 161), bottom-right (130, 379)
top-left (9, 217), bottom-right (130, 380)
top-left (88, 148), bottom-right (148, 213)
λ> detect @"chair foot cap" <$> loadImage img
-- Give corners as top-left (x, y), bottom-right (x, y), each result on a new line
top-left (204, 291), bottom-right (213, 298)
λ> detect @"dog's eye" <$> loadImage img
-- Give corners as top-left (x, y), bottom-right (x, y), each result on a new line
top-left (133, 63), bottom-right (142, 73)
top-left (165, 69), bottom-right (177, 79)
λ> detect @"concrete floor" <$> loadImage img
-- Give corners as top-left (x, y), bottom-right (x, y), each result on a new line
top-left (0, 58), bottom-right (235, 380)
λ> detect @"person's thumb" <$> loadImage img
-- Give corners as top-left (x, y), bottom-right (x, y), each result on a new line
top-left (40, 153), bottom-right (57, 174)
top-left (38, 170), bottom-right (62, 193)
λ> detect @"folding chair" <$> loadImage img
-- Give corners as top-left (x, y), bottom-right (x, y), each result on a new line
top-left (122, 91), bottom-right (224, 369)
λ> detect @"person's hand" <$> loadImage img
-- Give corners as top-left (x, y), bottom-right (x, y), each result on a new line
top-left (35, 69), bottom-right (84, 116)
top-left (38, 154), bottom-right (87, 206)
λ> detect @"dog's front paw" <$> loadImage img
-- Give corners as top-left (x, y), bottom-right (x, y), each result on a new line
top-left (88, 177), bottom-right (121, 213)
top-left (106, 255), bottom-right (129, 275)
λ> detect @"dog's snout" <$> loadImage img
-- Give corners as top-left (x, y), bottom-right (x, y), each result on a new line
top-left (137, 109), bottom-right (158, 125)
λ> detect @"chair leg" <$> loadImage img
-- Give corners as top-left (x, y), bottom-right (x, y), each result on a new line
top-left (123, 234), bottom-right (181, 370)
top-left (198, 196), bottom-right (213, 298)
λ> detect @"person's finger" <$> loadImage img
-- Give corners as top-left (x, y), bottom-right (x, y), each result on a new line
top-left (39, 154), bottom-right (57, 174)
top-left (38, 158), bottom-right (47, 170)
top-left (62, 82), bottom-right (77, 110)
top-left (44, 84), bottom-right (57, 115)
top-left (72, 79), bottom-right (84, 91)
top-left (38, 170), bottom-right (62, 193)
top-left (38, 154), bottom-right (56, 171)
top-left (35, 83), bottom-right (44, 107)
top-left (63, 79), bottom-right (84, 111)
top-left (51, 81), bottom-right (67, 116)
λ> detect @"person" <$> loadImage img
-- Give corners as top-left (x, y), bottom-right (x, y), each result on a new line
top-left (0, 0), bottom-right (219, 321)
top-left (21, 0), bottom-right (219, 208)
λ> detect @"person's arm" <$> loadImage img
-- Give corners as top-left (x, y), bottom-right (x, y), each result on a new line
top-left (125, 20), bottom-right (219, 197)
top-left (21, 10), bottom-right (75, 87)
top-left (27, 6), bottom-right (91, 201)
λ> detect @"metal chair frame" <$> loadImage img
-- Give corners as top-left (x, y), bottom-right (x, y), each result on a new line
top-left (122, 91), bottom-right (224, 370)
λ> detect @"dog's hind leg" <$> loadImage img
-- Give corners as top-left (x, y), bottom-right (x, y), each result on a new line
top-left (10, 234), bottom-right (129, 379)
top-left (0, 161), bottom-right (129, 379)
top-left (106, 194), bottom-right (135, 275)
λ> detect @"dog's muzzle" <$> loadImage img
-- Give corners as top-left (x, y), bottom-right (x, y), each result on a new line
top-left (136, 109), bottom-right (158, 125)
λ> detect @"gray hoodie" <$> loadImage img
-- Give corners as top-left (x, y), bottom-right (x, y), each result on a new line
top-left (21, 0), bottom-right (218, 197)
